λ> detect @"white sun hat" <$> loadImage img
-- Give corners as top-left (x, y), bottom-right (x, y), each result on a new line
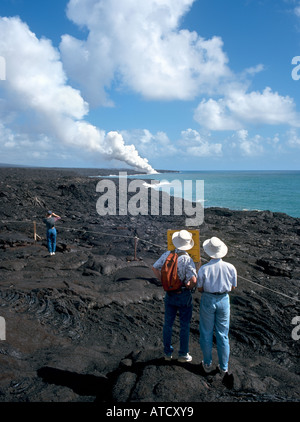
top-left (203, 236), bottom-right (228, 258)
top-left (172, 230), bottom-right (194, 251)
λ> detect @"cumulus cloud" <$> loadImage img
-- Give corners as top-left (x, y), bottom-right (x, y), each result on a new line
top-left (121, 127), bottom-right (222, 161)
top-left (287, 128), bottom-right (300, 147)
top-left (234, 129), bottom-right (264, 157)
top-left (0, 16), bottom-right (156, 173)
top-left (194, 97), bottom-right (242, 131)
top-left (194, 86), bottom-right (300, 130)
top-left (121, 129), bottom-right (178, 159)
top-left (60, 0), bottom-right (231, 105)
top-left (179, 128), bottom-right (222, 156)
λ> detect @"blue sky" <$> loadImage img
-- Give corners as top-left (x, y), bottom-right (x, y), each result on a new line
top-left (1, 0), bottom-right (300, 172)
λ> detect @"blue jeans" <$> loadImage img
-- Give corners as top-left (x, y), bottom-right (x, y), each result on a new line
top-left (46, 228), bottom-right (57, 253)
top-left (199, 292), bottom-right (230, 371)
top-left (163, 290), bottom-right (193, 357)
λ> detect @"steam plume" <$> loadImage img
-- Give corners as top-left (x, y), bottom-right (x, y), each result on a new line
top-left (0, 17), bottom-right (157, 173)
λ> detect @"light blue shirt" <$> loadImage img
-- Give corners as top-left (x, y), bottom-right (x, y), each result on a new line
top-left (153, 249), bottom-right (197, 285)
top-left (197, 259), bottom-right (237, 293)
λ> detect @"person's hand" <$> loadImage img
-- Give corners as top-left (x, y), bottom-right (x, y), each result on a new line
top-left (186, 276), bottom-right (196, 290)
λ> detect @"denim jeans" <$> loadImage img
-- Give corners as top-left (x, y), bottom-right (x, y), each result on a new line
top-left (46, 228), bottom-right (57, 253)
top-left (163, 290), bottom-right (193, 357)
top-left (199, 292), bottom-right (230, 371)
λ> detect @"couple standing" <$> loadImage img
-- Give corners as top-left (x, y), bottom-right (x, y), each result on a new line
top-left (152, 230), bottom-right (237, 375)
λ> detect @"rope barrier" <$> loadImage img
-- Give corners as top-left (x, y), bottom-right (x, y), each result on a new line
top-left (1, 219), bottom-right (139, 240)
top-left (200, 256), bottom-right (300, 303)
top-left (0, 219), bottom-right (299, 303)
top-left (235, 274), bottom-right (300, 303)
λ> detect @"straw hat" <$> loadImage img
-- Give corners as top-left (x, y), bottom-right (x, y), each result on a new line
top-left (172, 230), bottom-right (194, 251)
top-left (203, 237), bottom-right (228, 258)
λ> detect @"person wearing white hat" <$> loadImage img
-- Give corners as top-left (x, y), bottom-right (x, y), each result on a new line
top-left (197, 237), bottom-right (237, 376)
top-left (152, 230), bottom-right (197, 362)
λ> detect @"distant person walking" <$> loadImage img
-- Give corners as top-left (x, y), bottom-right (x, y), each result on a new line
top-left (43, 211), bottom-right (61, 255)
top-left (197, 237), bottom-right (237, 375)
top-left (152, 230), bottom-right (197, 362)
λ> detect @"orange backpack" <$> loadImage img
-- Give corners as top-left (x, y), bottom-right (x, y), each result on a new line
top-left (161, 251), bottom-right (185, 292)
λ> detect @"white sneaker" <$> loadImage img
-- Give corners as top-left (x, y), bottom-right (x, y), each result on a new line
top-left (164, 354), bottom-right (172, 361)
top-left (217, 364), bottom-right (228, 375)
top-left (178, 353), bottom-right (192, 363)
top-left (201, 361), bottom-right (213, 373)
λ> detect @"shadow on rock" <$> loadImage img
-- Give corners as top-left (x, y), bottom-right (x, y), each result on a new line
top-left (222, 372), bottom-right (234, 389)
top-left (37, 367), bottom-right (110, 400)
top-left (37, 356), bottom-right (235, 403)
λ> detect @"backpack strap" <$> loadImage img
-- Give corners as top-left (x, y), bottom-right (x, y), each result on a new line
top-left (170, 250), bottom-right (187, 256)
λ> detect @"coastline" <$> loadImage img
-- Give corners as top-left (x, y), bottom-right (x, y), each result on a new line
top-left (123, 169), bottom-right (300, 219)
top-left (0, 167), bottom-right (299, 403)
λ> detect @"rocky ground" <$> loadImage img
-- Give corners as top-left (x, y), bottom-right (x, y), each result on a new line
top-left (0, 167), bottom-right (299, 405)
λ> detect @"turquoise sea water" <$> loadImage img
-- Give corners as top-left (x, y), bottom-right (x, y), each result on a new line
top-left (129, 170), bottom-right (300, 218)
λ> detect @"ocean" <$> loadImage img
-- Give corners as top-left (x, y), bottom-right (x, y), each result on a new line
top-left (127, 170), bottom-right (300, 219)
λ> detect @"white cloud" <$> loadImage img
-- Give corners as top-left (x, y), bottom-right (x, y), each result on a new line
top-left (242, 64), bottom-right (265, 76)
top-left (235, 129), bottom-right (264, 156)
top-left (236, 129), bottom-right (248, 142)
top-left (179, 128), bottom-right (222, 156)
top-left (0, 18), bottom-right (88, 121)
top-left (194, 97), bottom-right (242, 130)
top-left (194, 87), bottom-right (300, 130)
top-left (121, 129), bottom-right (178, 159)
top-left (294, 3), bottom-right (300, 17)
top-left (0, 16), bottom-right (156, 173)
top-left (271, 133), bottom-right (280, 145)
top-left (60, 0), bottom-right (231, 105)
top-left (121, 127), bottom-right (223, 160)
top-left (287, 128), bottom-right (300, 147)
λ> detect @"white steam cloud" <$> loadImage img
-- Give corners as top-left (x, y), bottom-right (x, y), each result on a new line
top-left (0, 16), bottom-right (157, 173)
top-left (60, 0), bottom-right (230, 106)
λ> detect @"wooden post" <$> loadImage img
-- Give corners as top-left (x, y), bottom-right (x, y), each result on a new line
top-left (134, 236), bottom-right (138, 261)
top-left (33, 221), bottom-right (37, 242)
